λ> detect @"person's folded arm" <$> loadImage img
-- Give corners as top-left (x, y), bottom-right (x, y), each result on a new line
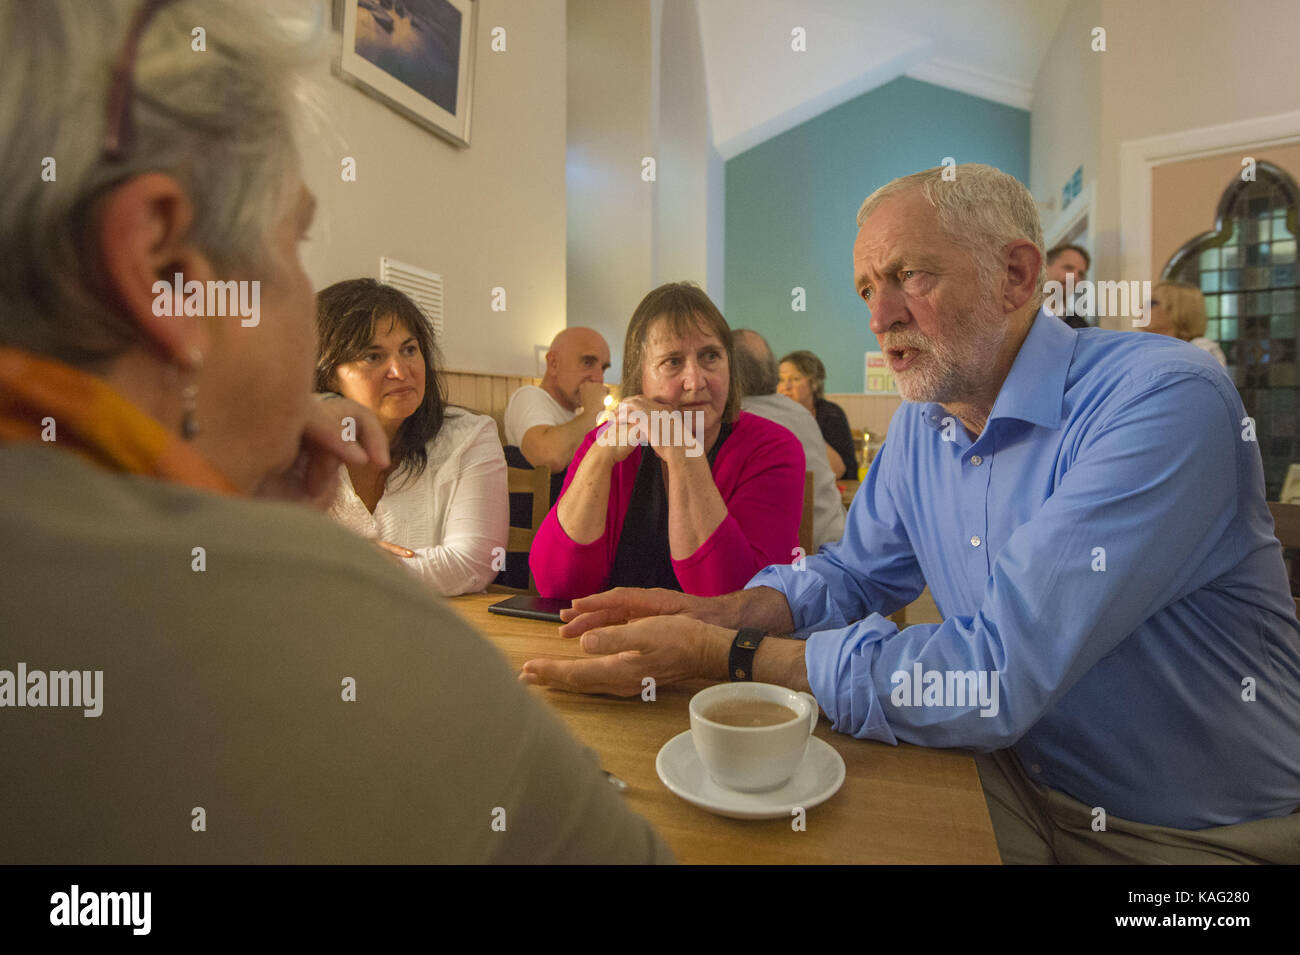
top-left (671, 427), bottom-right (805, 596)
top-left (520, 413), bottom-right (596, 474)
top-left (825, 443), bottom-right (846, 482)
top-left (530, 430), bottom-right (617, 598)
top-left (820, 402), bottom-right (857, 479)
top-left (400, 418), bottom-right (509, 596)
top-left (663, 449), bottom-right (729, 557)
top-left (802, 369), bottom-right (1241, 749)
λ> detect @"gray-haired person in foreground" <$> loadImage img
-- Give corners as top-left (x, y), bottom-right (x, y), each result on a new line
top-left (0, 0), bottom-right (670, 863)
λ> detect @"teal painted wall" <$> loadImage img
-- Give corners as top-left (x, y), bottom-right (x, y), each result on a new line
top-left (724, 76), bottom-right (1030, 393)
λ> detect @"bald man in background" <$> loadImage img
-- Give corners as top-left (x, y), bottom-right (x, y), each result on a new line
top-left (505, 327), bottom-right (611, 474)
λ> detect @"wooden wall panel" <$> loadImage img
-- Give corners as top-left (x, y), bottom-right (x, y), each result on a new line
top-left (443, 370), bottom-right (540, 443)
top-left (827, 393), bottom-right (903, 439)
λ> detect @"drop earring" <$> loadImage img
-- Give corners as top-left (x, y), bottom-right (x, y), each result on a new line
top-left (179, 347), bottom-right (203, 440)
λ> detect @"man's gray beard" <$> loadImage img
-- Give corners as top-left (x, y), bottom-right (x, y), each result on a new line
top-left (891, 298), bottom-right (1008, 405)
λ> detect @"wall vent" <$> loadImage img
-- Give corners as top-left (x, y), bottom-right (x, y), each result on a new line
top-left (379, 256), bottom-right (444, 339)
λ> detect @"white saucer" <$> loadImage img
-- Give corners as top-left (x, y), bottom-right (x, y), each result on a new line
top-left (655, 730), bottom-right (846, 820)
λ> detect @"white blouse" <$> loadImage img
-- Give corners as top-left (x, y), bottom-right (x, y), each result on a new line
top-left (329, 407), bottom-right (509, 596)
top-left (1189, 336), bottom-right (1228, 368)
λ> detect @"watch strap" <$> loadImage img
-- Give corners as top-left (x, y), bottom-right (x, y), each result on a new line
top-left (728, 627), bottom-right (766, 681)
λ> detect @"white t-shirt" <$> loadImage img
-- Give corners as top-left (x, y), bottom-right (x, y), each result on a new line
top-left (504, 384), bottom-right (575, 446)
top-left (329, 407), bottom-right (508, 596)
top-left (741, 393), bottom-right (846, 550)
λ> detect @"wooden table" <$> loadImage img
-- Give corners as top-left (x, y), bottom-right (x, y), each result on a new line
top-left (449, 593), bottom-right (1000, 864)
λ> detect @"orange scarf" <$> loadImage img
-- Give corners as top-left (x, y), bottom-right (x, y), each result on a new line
top-left (0, 346), bottom-right (238, 494)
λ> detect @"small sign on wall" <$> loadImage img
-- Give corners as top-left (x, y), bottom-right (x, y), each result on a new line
top-left (866, 352), bottom-right (897, 394)
top-left (1062, 165), bottom-right (1083, 209)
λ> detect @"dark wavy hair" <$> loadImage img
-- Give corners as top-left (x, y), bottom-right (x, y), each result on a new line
top-left (314, 279), bottom-right (447, 487)
top-left (621, 282), bottom-right (739, 424)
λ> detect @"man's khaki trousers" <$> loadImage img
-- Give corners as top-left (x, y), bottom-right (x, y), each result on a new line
top-left (975, 749), bottom-right (1300, 864)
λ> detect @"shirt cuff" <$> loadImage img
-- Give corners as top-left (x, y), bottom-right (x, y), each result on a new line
top-left (805, 621), bottom-right (899, 743)
top-left (746, 563), bottom-right (847, 634)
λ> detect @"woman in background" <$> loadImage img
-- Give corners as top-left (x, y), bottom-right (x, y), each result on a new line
top-left (316, 279), bottom-right (507, 596)
top-left (530, 282), bottom-right (804, 599)
top-left (1139, 280), bottom-right (1228, 367)
top-left (778, 350), bottom-right (858, 480)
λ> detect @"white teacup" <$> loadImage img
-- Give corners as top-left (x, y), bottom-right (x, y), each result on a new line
top-left (689, 682), bottom-right (820, 793)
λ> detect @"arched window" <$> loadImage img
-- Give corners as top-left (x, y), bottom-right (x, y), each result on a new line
top-left (1164, 161), bottom-right (1299, 500)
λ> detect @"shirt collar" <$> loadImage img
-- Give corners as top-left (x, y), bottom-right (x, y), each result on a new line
top-left (921, 307), bottom-right (1074, 432)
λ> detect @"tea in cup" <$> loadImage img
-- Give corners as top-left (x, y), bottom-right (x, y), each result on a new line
top-left (689, 682), bottom-right (820, 792)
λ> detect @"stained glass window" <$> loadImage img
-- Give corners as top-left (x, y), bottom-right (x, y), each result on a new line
top-left (1165, 161), bottom-right (1300, 500)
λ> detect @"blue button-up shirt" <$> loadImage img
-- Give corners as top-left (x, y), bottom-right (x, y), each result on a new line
top-left (749, 309), bottom-right (1300, 829)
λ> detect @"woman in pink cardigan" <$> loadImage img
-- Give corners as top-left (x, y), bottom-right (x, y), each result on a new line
top-left (530, 283), bottom-right (805, 599)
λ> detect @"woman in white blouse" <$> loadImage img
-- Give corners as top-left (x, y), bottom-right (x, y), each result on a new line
top-left (315, 280), bottom-right (508, 595)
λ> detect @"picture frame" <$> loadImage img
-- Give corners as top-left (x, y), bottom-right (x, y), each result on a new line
top-left (335, 0), bottom-right (477, 147)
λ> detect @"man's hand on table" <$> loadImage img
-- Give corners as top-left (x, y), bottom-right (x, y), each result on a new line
top-left (555, 587), bottom-right (737, 637)
top-left (520, 614), bottom-right (733, 696)
top-left (518, 586), bottom-right (812, 696)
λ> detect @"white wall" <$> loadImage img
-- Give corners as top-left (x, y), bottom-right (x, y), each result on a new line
top-left (566, 0), bottom-right (720, 379)
top-left (299, 0), bottom-right (566, 377)
top-left (706, 143), bottom-right (726, 309)
top-left (1095, 0), bottom-right (1300, 285)
top-left (654, 0), bottom-right (711, 293)
top-left (1032, 0), bottom-right (1300, 323)
top-left (566, 0), bottom-right (655, 377)
top-left (1029, 0), bottom-right (1101, 236)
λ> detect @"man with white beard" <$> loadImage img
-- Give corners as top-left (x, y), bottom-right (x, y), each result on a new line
top-left (520, 163), bottom-right (1300, 864)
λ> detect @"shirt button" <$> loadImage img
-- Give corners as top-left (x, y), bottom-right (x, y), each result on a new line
top-left (1031, 764), bottom-right (1042, 774)
top-left (970, 455), bottom-right (983, 466)
top-left (970, 536), bottom-right (981, 547)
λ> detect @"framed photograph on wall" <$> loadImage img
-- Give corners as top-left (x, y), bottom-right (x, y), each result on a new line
top-left (336, 0), bottom-right (477, 147)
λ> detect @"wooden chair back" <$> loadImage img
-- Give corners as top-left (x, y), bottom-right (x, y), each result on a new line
top-left (488, 465), bottom-right (551, 595)
top-left (1267, 502), bottom-right (1300, 614)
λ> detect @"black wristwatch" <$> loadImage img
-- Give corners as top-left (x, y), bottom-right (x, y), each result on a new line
top-left (728, 628), bottom-right (766, 681)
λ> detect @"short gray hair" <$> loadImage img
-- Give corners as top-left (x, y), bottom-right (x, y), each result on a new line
top-left (731, 329), bottom-right (778, 397)
top-left (0, 0), bottom-right (323, 367)
top-left (856, 163), bottom-right (1045, 307)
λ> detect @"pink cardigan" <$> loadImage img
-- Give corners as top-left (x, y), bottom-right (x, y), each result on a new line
top-left (530, 411), bottom-right (805, 598)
